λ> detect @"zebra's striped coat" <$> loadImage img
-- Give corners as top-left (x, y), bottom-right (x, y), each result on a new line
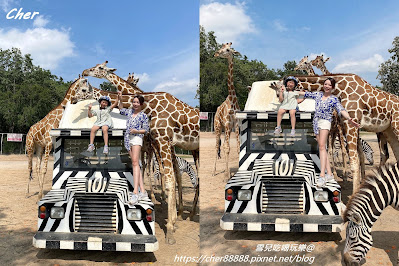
top-left (343, 163), bottom-right (399, 265)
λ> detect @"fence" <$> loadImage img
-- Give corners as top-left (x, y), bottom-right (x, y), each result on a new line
top-left (0, 133), bottom-right (26, 155)
top-left (200, 112), bottom-right (215, 132)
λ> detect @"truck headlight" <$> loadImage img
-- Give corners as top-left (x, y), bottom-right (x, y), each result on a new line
top-left (314, 191), bottom-right (328, 202)
top-left (127, 209), bottom-right (142, 220)
top-left (50, 207), bottom-right (65, 219)
top-left (237, 189), bottom-right (252, 201)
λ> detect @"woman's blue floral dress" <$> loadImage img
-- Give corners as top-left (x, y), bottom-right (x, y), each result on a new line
top-left (304, 91), bottom-right (346, 135)
top-left (120, 108), bottom-right (150, 150)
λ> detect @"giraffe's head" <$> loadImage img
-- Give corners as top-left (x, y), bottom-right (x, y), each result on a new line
top-left (310, 54), bottom-right (330, 70)
top-left (127, 72), bottom-right (140, 86)
top-left (81, 61), bottom-right (117, 79)
top-left (69, 77), bottom-right (93, 104)
top-left (214, 42), bottom-right (240, 59)
top-left (343, 210), bottom-right (372, 266)
top-left (294, 55), bottom-right (312, 71)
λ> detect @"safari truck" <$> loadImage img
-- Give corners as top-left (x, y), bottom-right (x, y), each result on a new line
top-left (33, 100), bottom-right (158, 252)
top-left (220, 81), bottom-right (345, 233)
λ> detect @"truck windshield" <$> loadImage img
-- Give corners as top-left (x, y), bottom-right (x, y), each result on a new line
top-left (61, 138), bottom-right (132, 171)
top-left (249, 120), bottom-right (318, 153)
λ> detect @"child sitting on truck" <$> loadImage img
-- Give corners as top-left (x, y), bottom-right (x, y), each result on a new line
top-left (87, 95), bottom-right (119, 154)
top-left (274, 76), bottom-right (304, 136)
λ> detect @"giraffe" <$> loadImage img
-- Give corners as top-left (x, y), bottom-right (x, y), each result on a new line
top-left (126, 72), bottom-right (140, 87)
top-left (295, 73), bottom-right (399, 193)
top-left (212, 42), bottom-right (241, 181)
top-left (294, 55), bottom-right (316, 75)
top-left (26, 77), bottom-right (92, 199)
top-left (82, 63), bottom-right (200, 244)
top-left (310, 54), bottom-right (331, 75)
top-left (82, 61), bottom-right (144, 94)
top-left (309, 56), bottom-right (381, 180)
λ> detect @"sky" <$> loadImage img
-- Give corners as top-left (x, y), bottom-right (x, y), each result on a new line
top-left (0, 0), bottom-right (199, 107)
top-left (200, 0), bottom-right (399, 86)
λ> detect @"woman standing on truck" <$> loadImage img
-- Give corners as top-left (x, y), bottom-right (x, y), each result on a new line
top-left (298, 77), bottom-right (360, 187)
top-left (118, 91), bottom-right (150, 205)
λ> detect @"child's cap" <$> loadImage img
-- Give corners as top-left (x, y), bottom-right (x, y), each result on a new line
top-left (98, 95), bottom-right (111, 106)
top-left (284, 76), bottom-right (299, 87)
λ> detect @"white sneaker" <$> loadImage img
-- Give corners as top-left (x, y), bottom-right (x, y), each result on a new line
top-left (274, 127), bottom-right (282, 134)
top-left (139, 191), bottom-right (148, 200)
top-left (128, 193), bottom-right (139, 207)
top-left (290, 129), bottom-right (295, 136)
top-left (87, 144), bottom-right (95, 152)
top-left (103, 145), bottom-right (109, 154)
top-left (325, 174), bottom-right (334, 182)
top-left (317, 176), bottom-right (326, 188)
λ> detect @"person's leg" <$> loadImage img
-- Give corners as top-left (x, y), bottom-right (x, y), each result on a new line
top-left (276, 109), bottom-right (286, 128)
top-left (102, 125), bottom-right (109, 146)
top-left (131, 145), bottom-right (142, 195)
top-left (289, 109), bottom-right (296, 130)
top-left (90, 125), bottom-right (100, 144)
top-left (318, 129), bottom-right (330, 178)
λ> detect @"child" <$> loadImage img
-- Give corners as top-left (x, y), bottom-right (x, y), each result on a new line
top-left (274, 76), bottom-right (303, 136)
top-left (87, 95), bottom-right (119, 154)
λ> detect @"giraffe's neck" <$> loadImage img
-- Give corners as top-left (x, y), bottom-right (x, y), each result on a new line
top-left (106, 73), bottom-right (143, 94)
top-left (227, 57), bottom-right (236, 98)
top-left (319, 65), bottom-right (331, 75)
top-left (60, 80), bottom-right (79, 107)
top-left (305, 66), bottom-right (315, 75)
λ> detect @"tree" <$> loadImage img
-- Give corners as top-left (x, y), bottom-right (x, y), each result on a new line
top-left (199, 27), bottom-right (303, 112)
top-left (378, 36), bottom-right (399, 95)
top-left (100, 81), bottom-right (117, 92)
top-left (0, 48), bottom-right (70, 133)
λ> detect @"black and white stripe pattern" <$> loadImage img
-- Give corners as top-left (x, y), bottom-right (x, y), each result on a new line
top-left (333, 137), bottom-right (374, 165)
top-left (343, 163), bottom-right (399, 264)
top-left (34, 130), bottom-right (157, 252)
top-left (153, 156), bottom-right (198, 188)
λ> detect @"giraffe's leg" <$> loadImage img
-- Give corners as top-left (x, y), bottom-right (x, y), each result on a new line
top-left (338, 127), bottom-right (350, 179)
top-left (223, 125), bottom-right (231, 182)
top-left (212, 119), bottom-right (222, 176)
top-left (381, 125), bottom-right (399, 161)
top-left (26, 138), bottom-right (35, 197)
top-left (173, 154), bottom-right (184, 221)
top-left (157, 140), bottom-right (177, 245)
top-left (345, 126), bottom-right (361, 193)
top-left (38, 142), bottom-right (52, 199)
top-left (188, 185), bottom-right (199, 221)
top-left (36, 145), bottom-right (44, 179)
top-left (235, 120), bottom-right (240, 155)
top-left (358, 138), bottom-right (366, 180)
top-left (377, 132), bottom-right (389, 165)
top-left (328, 131), bottom-right (338, 180)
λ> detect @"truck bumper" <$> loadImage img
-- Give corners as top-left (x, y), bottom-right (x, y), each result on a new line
top-left (220, 213), bottom-right (343, 232)
top-left (33, 232), bottom-right (158, 252)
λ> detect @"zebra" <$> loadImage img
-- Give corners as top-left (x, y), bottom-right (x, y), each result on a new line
top-left (343, 162), bottom-right (399, 265)
top-left (333, 137), bottom-right (374, 165)
top-left (153, 155), bottom-right (198, 188)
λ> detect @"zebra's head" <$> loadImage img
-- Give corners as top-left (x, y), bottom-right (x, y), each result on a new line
top-left (343, 211), bottom-right (373, 265)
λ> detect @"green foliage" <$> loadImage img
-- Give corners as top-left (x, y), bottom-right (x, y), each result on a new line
top-left (200, 26), bottom-right (304, 112)
top-left (100, 81), bottom-right (117, 92)
top-left (378, 36), bottom-right (399, 95)
top-left (0, 48), bottom-right (70, 133)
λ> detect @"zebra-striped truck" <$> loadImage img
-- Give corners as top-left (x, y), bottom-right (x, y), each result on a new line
top-left (32, 100), bottom-right (158, 252)
top-left (220, 81), bottom-right (346, 233)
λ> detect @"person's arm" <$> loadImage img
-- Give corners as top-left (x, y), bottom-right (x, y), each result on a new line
top-left (88, 104), bottom-right (94, 118)
top-left (109, 95), bottom-right (119, 110)
top-left (279, 86), bottom-right (285, 102)
top-left (130, 114), bottom-right (150, 134)
top-left (340, 110), bottom-right (360, 128)
top-left (335, 100), bottom-right (360, 128)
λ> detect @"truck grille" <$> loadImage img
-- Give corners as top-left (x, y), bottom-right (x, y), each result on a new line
top-left (261, 177), bottom-right (304, 214)
top-left (74, 193), bottom-right (118, 233)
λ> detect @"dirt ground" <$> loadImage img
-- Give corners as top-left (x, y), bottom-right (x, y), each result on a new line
top-left (200, 132), bottom-right (399, 266)
top-left (0, 154), bottom-right (199, 265)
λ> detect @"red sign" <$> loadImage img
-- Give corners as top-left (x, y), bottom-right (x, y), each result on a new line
top-left (7, 133), bottom-right (23, 142)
